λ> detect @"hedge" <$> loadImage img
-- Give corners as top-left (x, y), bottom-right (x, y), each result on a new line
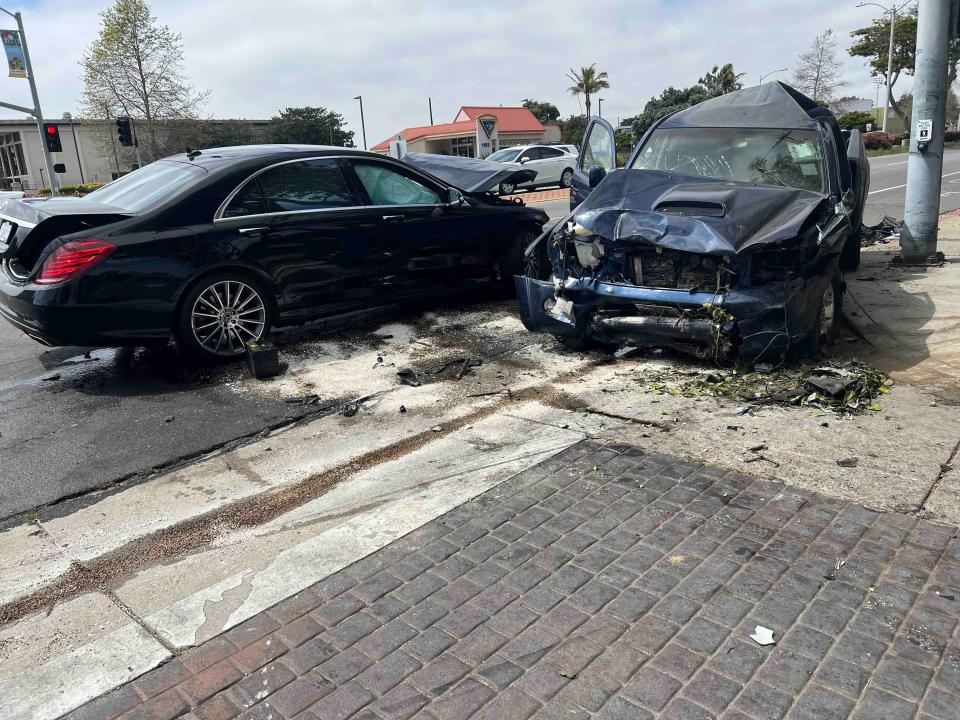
top-left (36, 182), bottom-right (106, 197)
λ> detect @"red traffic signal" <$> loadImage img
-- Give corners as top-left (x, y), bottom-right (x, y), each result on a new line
top-left (43, 123), bottom-right (62, 153)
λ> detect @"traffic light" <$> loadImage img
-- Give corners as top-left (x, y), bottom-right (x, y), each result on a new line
top-left (116, 117), bottom-right (133, 147)
top-left (43, 123), bottom-right (62, 153)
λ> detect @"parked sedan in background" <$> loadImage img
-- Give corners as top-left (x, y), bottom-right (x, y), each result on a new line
top-left (0, 145), bottom-right (548, 360)
top-left (485, 144), bottom-right (577, 195)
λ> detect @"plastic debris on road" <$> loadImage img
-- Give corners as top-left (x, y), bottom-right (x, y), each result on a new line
top-left (750, 625), bottom-right (776, 646)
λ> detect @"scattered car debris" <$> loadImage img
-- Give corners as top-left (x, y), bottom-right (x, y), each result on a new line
top-left (860, 215), bottom-right (900, 247)
top-left (825, 556), bottom-right (847, 581)
top-left (285, 394), bottom-right (322, 406)
top-left (935, 590), bottom-right (956, 601)
top-left (41, 373), bottom-right (60, 381)
top-left (614, 346), bottom-right (641, 359)
top-left (750, 625), bottom-right (776, 646)
top-left (941, 464), bottom-right (953, 474)
top-left (396, 357), bottom-right (483, 387)
top-left (558, 670), bottom-right (578, 680)
top-left (245, 342), bottom-right (283, 380)
top-left (399, 405), bottom-right (407, 414)
top-left (746, 443), bottom-right (767, 453)
top-left (836, 457), bottom-right (859, 468)
top-left (164, 416), bottom-right (175, 423)
top-left (680, 360), bottom-right (891, 415)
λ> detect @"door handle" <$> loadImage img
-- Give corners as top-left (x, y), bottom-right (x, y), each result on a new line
top-left (238, 226), bottom-right (269, 235)
top-left (381, 214), bottom-right (405, 223)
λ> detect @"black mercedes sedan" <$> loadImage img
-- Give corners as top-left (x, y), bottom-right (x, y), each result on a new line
top-left (0, 145), bottom-right (548, 360)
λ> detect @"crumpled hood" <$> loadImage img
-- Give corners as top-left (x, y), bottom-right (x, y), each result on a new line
top-left (573, 169), bottom-right (832, 255)
top-left (402, 152), bottom-right (537, 193)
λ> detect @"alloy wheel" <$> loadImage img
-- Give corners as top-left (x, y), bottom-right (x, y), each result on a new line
top-left (500, 182), bottom-right (515, 195)
top-left (190, 280), bottom-right (266, 357)
top-left (560, 169), bottom-right (573, 188)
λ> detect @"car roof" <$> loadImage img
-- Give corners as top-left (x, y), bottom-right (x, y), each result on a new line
top-left (161, 144), bottom-right (380, 169)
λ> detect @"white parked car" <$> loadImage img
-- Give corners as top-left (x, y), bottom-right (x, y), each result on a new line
top-left (485, 144), bottom-right (577, 194)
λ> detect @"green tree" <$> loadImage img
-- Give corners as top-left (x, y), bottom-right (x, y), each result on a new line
top-left (792, 29), bottom-right (846, 104)
top-left (557, 114), bottom-right (588, 145)
top-left (566, 64), bottom-right (610, 117)
top-left (849, 7), bottom-right (960, 127)
top-left (631, 84), bottom-right (714, 137)
top-left (81, 0), bottom-right (207, 161)
top-left (837, 111), bottom-right (875, 131)
top-left (699, 63), bottom-right (745, 95)
top-left (268, 107), bottom-right (354, 147)
top-left (522, 99), bottom-right (561, 124)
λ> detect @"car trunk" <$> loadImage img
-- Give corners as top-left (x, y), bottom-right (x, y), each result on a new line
top-left (0, 197), bottom-right (130, 273)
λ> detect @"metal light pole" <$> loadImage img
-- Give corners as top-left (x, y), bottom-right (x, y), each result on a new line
top-left (900, 0), bottom-right (952, 263)
top-left (597, 98), bottom-right (604, 118)
top-left (354, 95), bottom-right (367, 150)
top-left (0, 6), bottom-right (57, 194)
top-left (758, 68), bottom-right (787, 85)
top-left (62, 112), bottom-right (84, 183)
top-left (857, 1), bottom-right (912, 133)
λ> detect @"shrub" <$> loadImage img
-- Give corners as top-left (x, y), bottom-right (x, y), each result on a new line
top-left (838, 111), bottom-right (875, 132)
top-left (36, 182), bottom-right (106, 197)
top-left (862, 131), bottom-right (894, 150)
top-left (944, 130), bottom-right (960, 143)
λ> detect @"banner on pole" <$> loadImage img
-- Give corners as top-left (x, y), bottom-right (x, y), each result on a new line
top-left (1, 30), bottom-right (27, 78)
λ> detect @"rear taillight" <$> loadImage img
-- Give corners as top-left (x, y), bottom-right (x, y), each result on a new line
top-left (35, 238), bottom-right (116, 285)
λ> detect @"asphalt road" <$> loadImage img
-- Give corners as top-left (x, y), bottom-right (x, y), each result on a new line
top-left (1, 153), bottom-right (956, 520)
top-left (864, 147), bottom-right (960, 224)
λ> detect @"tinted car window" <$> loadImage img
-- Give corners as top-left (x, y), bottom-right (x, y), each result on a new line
top-left (353, 163), bottom-right (440, 205)
top-left (519, 148), bottom-right (541, 161)
top-left (223, 180), bottom-right (266, 218)
top-left (539, 147), bottom-right (564, 158)
top-left (85, 160), bottom-right (206, 213)
top-left (252, 159), bottom-right (355, 213)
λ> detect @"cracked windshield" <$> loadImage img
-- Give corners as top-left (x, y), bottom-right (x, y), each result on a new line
top-left (632, 128), bottom-right (828, 193)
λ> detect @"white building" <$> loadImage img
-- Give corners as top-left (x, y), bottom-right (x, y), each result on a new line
top-left (0, 117), bottom-right (271, 192)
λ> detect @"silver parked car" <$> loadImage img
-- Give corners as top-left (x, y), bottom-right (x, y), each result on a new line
top-left (485, 144), bottom-right (577, 195)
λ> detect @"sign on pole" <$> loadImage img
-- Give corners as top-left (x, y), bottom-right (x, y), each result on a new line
top-left (917, 118), bottom-right (934, 142)
top-left (0, 30), bottom-right (26, 78)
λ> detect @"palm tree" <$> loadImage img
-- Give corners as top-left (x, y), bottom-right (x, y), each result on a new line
top-left (566, 64), bottom-right (610, 118)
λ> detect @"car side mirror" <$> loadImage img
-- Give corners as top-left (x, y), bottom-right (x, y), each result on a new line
top-left (588, 165), bottom-right (607, 189)
top-left (519, 157), bottom-right (531, 164)
top-left (447, 188), bottom-right (466, 206)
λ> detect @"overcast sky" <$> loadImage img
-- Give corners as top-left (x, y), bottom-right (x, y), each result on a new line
top-left (1, 0), bottom-right (906, 146)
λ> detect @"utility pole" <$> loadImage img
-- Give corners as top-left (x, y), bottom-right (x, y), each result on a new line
top-left (900, 0), bottom-right (952, 263)
top-left (597, 98), bottom-right (604, 118)
top-left (0, 7), bottom-right (57, 194)
top-left (354, 95), bottom-right (367, 150)
top-left (428, 97), bottom-right (433, 125)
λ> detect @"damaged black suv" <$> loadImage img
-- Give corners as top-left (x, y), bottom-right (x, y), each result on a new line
top-left (516, 82), bottom-right (870, 362)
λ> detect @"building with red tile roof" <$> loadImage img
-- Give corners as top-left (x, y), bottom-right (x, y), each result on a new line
top-left (372, 106), bottom-right (559, 157)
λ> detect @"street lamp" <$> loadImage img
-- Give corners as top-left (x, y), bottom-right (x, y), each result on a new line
top-left (62, 112), bottom-right (84, 184)
top-left (0, 6), bottom-right (58, 194)
top-left (353, 95), bottom-right (367, 150)
top-left (759, 68), bottom-right (788, 85)
top-left (597, 98), bottom-right (604, 118)
top-left (856, 1), bottom-right (913, 133)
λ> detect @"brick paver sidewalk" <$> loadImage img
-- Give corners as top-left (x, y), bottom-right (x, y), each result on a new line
top-left (69, 440), bottom-right (960, 720)
top-left (503, 188), bottom-right (570, 203)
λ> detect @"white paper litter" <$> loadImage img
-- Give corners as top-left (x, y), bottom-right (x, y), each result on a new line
top-left (750, 625), bottom-right (776, 646)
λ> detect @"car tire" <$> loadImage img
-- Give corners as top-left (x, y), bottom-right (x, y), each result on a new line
top-left (523, 238), bottom-right (551, 281)
top-left (839, 230), bottom-right (861, 272)
top-left (499, 182), bottom-right (516, 196)
top-left (560, 168), bottom-right (573, 188)
top-left (176, 272), bottom-right (273, 361)
top-left (802, 272), bottom-right (843, 358)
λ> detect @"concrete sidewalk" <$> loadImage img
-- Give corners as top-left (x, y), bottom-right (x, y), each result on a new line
top-left (65, 440), bottom-right (960, 720)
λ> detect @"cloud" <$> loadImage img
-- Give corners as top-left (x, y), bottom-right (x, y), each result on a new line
top-left (0, 0), bottom-right (904, 145)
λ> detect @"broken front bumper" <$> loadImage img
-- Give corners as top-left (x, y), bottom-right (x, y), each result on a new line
top-left (515, 274), bottom-right (827, 360)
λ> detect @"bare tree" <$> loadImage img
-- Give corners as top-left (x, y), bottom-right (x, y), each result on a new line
top-left (80, 0), bottom-right (208, 161)
top-left (791, 29), bottom-right (846, 103)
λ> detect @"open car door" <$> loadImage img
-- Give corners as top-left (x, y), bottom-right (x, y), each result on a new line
top-left (840, 129), bottom-right (870, 272)
top-left (570, 117), bottom-right (616, 210)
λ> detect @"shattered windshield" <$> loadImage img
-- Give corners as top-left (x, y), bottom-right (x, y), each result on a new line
top-left (630, 128), bottom-right (827, 193)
